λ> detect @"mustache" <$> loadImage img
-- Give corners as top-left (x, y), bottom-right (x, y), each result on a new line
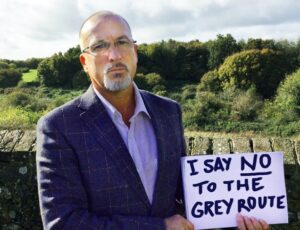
top-left (105, 63), bottom-right (129, 73)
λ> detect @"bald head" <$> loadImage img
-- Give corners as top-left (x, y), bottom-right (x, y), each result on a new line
top-left (79, 11), bottom-right (133, 51)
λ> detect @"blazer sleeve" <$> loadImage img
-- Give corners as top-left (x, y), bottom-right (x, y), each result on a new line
top-left (174, 103), bottom-right (187, 216)
top-left (36, 116), bottom-right (165, 230)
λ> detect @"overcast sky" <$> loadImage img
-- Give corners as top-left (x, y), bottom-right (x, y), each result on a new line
top-left (1, 0), bottom-right (300, 60)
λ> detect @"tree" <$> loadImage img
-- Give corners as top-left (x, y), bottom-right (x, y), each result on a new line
top-left (37, 46), bottom-right (82, 88)
top-left (25, 58), bottom-right (44, 69)
top-left (38, 54), bottom-right (71, 87)
top-left (135, 72), bottom-right (165, 91)
top-left (205, 34), bottom-right (240, 70)
top-left (243, 38), bottom-right (276, 50)
top-left (72, 70), bottom-right (90, 89)
top-left (138, 40), bottom-right (209, 82)
top-left (274, 39), bottom-right (300, 72)
top-left (218, 49), bottom-right (292, 98)
top-left (150, 40), bottom-right (178, 80)
top-left (137, 43), bottom-right (155, 74)
top-left (0, 69), bottom-right (22, 87)
top-left (262, 68), bottom-right (300, 123)
top-left (0, 61), bottom-right (10, 69)
top-left (197, 70), bottom-right (221, 92)
top-left (177, 41), bottom-right (209, 81)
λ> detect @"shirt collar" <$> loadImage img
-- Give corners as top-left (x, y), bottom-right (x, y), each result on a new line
top-left (92, 83), bottom-right (151, 121)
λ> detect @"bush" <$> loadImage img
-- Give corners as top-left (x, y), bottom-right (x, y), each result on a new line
top-left (6, 91), bottom-right (32, 107)
top-left (218, 49), bottom-right (292, 98)
top-left (197, 70), bottom-right (221, 92)
top-left (37, 55), bottom-right (70, 87)
top-left (0, 69), bottom-right (22, 87)
top-left (17, 67), bottom-right (30, 73)
top-left (230, 88), bottom-right (263, 121)
top-left (0, 61), bottom-right (10, 69)
top-left (47, 97), bottom-right (68, 110)
top-left (135, 72), bottom-right (166, 91)
top-left (261, 68), bottom-right (300, 123)
top-left (183, 91), bottom-right (230, 129)
top-left (72, 70), bottom-right (90, 89)
top-left (205, 34), bottom-right (240, 70)
top-left (17, 80), bottom-right (40, 88)
top-left (38, 50), bottom-right (81, 88)
top-left (0, 107), bottom-right (43, 129)
top-left (4, 88), bottom-right (48, 112)
top-left (152, 85), bottom-right (166, 93)
top-left (181, 85), bottom-right (196, 101)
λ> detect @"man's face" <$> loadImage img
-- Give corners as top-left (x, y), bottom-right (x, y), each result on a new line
top-left (80, 16), bottom-right (138, 92)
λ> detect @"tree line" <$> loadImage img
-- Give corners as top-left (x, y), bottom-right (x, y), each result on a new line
top-left (37, 34), bottom-right (300, 98)
top-left (1, 34), bottom-right (300, 97)
top-left (0, 58), bottom-right (42, 87)
top-left (1, 34), bottom-right (300, 135)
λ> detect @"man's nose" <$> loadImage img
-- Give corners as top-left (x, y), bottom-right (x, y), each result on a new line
top-left (107, 44), bottom-right (122, 61)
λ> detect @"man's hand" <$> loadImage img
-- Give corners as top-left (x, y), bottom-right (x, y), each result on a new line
top-left (236, 213), bottom-right (269, 230)
top-left (164, 214), bottom-right (194, 230)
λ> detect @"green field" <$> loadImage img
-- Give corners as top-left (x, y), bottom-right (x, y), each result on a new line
top-left (22, 69), bottom-right (38, 82)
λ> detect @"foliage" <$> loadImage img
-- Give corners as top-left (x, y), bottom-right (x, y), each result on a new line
top-left (0, 58), bottom-right (43, 69)
top-left (242, 38), bottom-right (276, 50)
top-left (262, 68), bottom-right (300, 123)
top-left (135, 72), bottom-right (166, 91)
top-left (2, 35), bottom-right (300, 137)
top-left (0, 69), bottom-right (22, 87)
top-left (150, 40), bottom-right (180, 80)
top-left (38, 54), bottom-right (72, 87)
top-left (181, 85), bottom-right (197, 101)
top-left (0, 107), bottom-right (42, 129)
top-left (183, 91), bottom-right (230, 129)
top-left (177, 41), bottom-right (209, 81)
top-left (197, 70), bottom-right (221, 92)
top-left (37, 46), bottom-right (82, 88)
top-left (205, 34), bottom-right (240, 70)
top-left (0, 61), bottom-right (10, 69)
top-left (230, 87), bottom-right (263, 121)
top-left (137, 40), bottom-right (208, 81)
top-left (6, 91), bottom-right (32, 107)
top-left (218, 49), bottom-right (291, 98)
top-left (72, 70), bottom-right (90, 89)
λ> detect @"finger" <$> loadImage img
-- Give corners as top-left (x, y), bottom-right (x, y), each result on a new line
top-left (236, 213), bottom-right (246, 230)
top-left (175, 215), bottom-right (194, 230)
top-left (250, 217), bottom-right (262, 230)
top-left (243, 216), bottom-right (255, 230)
top-left (187, 220), bottom-right (194, 230)
top-left (258, 219), bottom-right (269, 230)
top-left (181, 217), bottom-right (194, 230)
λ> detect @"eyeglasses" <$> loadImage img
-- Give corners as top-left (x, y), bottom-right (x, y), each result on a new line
top-left (82, 38), bottom-right (137, 55)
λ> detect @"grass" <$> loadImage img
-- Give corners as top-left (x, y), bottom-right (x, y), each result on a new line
top-left (22, 69), bottom-right (38, 82)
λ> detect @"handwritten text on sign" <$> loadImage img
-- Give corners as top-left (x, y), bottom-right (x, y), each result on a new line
top-left (181, 152), bottom-right (288, 230)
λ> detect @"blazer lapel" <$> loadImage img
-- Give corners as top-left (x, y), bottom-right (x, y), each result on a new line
top-left (78, 86), bottom-right (151, 208)
top-left (140, 91), bottom-right (173, 214)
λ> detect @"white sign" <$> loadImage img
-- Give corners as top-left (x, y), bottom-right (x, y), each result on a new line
top-left (181, 152), bottom-right (288, 230)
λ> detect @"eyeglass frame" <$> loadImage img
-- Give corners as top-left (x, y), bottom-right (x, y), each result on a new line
top-left (81, 36), bottom-right (137, 55)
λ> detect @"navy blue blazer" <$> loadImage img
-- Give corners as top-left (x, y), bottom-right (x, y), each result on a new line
top-left (36, 86), bottom-right (186, 230)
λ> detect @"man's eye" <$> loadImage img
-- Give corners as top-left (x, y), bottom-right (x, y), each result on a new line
top-left (92, 43), bottom-right (108, 51)
top-left (116, 40), bottom-right (129, 46)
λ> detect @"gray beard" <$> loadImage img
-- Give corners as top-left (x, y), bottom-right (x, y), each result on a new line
top-left (103, 73), bottom-right (132, 92)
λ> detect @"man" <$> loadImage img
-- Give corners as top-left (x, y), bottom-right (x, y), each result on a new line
top-left (36, 11), bottom-right (269, 230)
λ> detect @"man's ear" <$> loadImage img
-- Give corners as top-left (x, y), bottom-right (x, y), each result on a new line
top-left (79, 54), bottom-right (88, 72)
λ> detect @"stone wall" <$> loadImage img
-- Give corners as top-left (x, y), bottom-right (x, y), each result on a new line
top-left (0, 130), bottom-right (299, 229)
